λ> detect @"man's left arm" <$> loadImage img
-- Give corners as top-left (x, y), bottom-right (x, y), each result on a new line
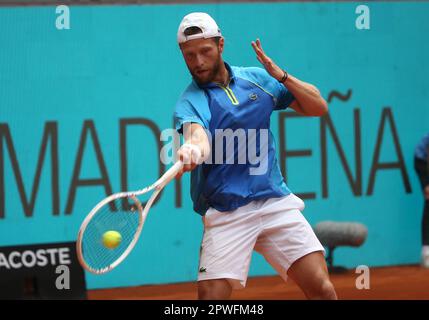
top-left (251, 38), bottom-right (328, 117)
top-left (282, 74), bottom-right (328, 116)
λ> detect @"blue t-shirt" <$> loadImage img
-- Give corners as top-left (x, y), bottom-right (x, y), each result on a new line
top-left (415, 133), bottom-right (429, 161)
top-left (174, 63), bottom-right (295, 215)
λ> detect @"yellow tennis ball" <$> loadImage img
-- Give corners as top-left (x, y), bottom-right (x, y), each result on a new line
top-left (102, 230), bottom-right (122, 249)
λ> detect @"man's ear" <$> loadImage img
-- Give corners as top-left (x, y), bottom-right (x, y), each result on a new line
top-left (219, 37), bottom-right (225, 54)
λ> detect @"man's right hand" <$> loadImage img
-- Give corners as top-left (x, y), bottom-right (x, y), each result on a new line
top-left (176, 143), bottom-right (203, 179)
top-left (176, 122), bottom-right (211, 179)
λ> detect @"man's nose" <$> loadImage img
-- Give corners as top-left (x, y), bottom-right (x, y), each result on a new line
top-left (195, 54), bottom-right (204, 67)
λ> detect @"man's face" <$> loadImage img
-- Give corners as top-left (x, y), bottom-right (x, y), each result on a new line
top-left (180, 37), bottom-right (224, 85)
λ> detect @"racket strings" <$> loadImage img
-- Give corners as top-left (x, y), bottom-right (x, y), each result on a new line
top-left (81, 198), bottom-right (141, 272)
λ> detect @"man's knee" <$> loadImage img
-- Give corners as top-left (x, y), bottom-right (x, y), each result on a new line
top-left (198, 279), bottom-right (232, 300)
top-left (306, 279), bottom-right (337, 300)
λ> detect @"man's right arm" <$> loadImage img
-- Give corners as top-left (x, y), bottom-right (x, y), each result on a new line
top-left (176, 123), bottom-right (211, 178)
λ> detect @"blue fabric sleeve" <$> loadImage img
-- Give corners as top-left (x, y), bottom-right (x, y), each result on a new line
top-left (274, 81), bottom-right (295, 110)
top-left (174, 100), bottom-right (206, 134)
top-left (173, 83), bottom-right (211, 134)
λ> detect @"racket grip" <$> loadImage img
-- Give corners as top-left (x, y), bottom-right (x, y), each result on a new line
top-left (156, 161), bottom-right (183, 189)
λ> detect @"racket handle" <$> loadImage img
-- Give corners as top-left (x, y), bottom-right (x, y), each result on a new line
top-left (156, 161), bottom-right (183, 189)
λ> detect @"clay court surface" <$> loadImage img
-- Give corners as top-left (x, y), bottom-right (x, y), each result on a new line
top-left (88, 265), bottom-right (429, 300)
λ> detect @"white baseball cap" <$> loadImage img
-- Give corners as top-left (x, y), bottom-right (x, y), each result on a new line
top-left (177, 12), bottom-right (222, 44)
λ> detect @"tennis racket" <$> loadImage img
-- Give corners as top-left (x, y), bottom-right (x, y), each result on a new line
top-left (76, 160), bottom-right (183, 274)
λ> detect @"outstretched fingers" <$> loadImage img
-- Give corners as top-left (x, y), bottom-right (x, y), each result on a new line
top-left (252, 38), bottom-right (270, 66)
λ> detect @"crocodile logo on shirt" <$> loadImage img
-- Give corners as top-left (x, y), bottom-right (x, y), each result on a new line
top-left (249, 93), bottom-right (258, 101)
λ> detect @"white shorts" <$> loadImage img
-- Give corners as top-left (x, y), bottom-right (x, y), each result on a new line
top-left (198, 194), bottom-right (325, 289)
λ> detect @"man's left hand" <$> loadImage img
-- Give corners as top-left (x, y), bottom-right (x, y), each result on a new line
top-left (251, 38), bottom-right (284, 81)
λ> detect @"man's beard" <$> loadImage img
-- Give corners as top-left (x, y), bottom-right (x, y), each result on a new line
top-left (191, 57), bottom-right (221, 85)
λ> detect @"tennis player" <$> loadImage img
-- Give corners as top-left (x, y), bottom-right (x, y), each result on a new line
top-left (174, 12), bottom-right (337, 300)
